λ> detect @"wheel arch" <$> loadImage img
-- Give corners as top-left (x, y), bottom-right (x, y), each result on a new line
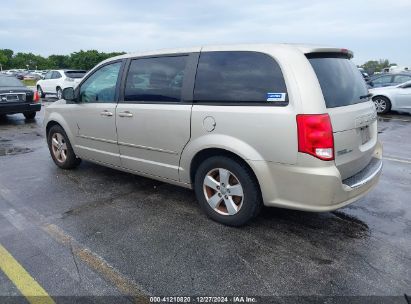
top-left (188, 147), bottom-right (263, 198)
top-left (372, 94), bottom-right (391, 102)
top-left (45, 113), bottom-right (76, 148)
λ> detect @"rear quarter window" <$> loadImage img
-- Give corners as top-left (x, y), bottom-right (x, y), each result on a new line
top-left (194, 51), bottom-right (288, 106)
top-left (307, 54), bottom-right (369, 108)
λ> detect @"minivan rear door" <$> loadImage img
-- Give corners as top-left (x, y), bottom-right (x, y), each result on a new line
top-left (307, 54), bottom-right (378, 180)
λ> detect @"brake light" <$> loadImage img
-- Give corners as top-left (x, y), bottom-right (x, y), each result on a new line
top-left (33, 91), bottom-right (40, 103)
top-left (296, 114), bottom-right (334, 161)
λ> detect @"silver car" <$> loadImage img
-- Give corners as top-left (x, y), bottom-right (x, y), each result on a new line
top-left (44, 44), bottom-right (383, 226)
top-left (371, 80), bottom-right (411, 114)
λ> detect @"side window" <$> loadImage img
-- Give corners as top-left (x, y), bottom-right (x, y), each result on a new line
top-left (52, 71), bottom-right (62, 79)
top-left (124, 56), bottom-right (188, 102)
top-left (79, 62), bottom-right (122, 103)
top-left (373, 75), bottom-right (392, 84)
top-left (44, 71), bottom-right (52, 79)
top-left (393, 75), bottom-right (411, 84)
top-left (194, 51), bottom-right (288, 105)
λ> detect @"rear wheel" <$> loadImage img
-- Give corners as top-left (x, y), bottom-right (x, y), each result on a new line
top-left (194, 156), bottom-right (262, 226)
top-left (24, 112), bottom-right (36, 120)
top-left (373, 96), bottom-right (391, 114)
top-left (47, 125), bottom-right (81, 169)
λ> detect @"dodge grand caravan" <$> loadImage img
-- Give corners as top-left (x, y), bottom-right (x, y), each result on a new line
top-left (44, 44), bottom-right (382, 226)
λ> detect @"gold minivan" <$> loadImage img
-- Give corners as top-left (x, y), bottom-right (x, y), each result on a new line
top-left (44, 44), bottom-right (382, 226)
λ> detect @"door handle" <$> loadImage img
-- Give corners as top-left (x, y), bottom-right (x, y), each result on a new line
top-left (100, 110), bottom-right (113, 117)
top-left (118, 111), bottom-right (133, 118)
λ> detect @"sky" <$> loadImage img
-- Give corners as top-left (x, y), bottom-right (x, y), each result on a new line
top-left (0, 0), bottom-right (410, 66)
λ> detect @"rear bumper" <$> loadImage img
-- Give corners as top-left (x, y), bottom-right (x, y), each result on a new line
top-left (251, 140), bottom-right (383, 212)
top-left (0, 103), bottom-right (41, 114)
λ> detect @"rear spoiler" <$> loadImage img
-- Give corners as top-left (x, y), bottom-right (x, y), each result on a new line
top-left (305, 48), bottom-right (354, 59)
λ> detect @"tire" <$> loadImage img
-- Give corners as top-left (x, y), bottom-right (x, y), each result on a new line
top-left (37, 86), bottom-right (45, 98)
top-left (47, 125), bottom-right (81, 169)
top-left (194, 156), bottom-right (262, 226)
top-left (56, 87), bottom-right (63, 99)
top-left (24, 112), bottom-right (36, 120)
top-left (373, 96), bottom-right (391, 114)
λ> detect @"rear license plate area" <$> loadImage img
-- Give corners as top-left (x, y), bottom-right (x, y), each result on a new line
top-left (6, 95), bottom-right (19, 102)
top-left (360, 126), bottom-right (370, 144)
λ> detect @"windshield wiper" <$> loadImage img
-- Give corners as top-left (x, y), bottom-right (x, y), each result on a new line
top-left (359, 93), bottom-right (372, 99)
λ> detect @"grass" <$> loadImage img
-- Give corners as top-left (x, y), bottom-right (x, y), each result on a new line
top-left (21, 79), bottom-right (37, 87)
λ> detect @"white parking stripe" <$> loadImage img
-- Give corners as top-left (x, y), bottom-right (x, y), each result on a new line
top-left (384, 157), bottom-right (411, 164)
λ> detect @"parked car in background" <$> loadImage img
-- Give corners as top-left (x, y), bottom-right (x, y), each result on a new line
top-left (367, 73), bottom-right (411, 88)
top-left (24, 73), bottom-right (42, 80)
top-left (44, 44), bottom-right (382, 226)
top-left (358, 68), bottom-right (370, 81)
top-left (0, 74), bottom-right (41, 119)
top-left (36, 69), bottom-right (87, 99)
top-left (371, 80), bottom-right (411, 114)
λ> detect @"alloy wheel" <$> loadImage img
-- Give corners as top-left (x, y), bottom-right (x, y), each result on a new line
top-left (374, 98), bottom-right (387, 113)
top-left (51, 133), bottom-right (67, 163)
top-left (203, 168), bottom-right (244, 216)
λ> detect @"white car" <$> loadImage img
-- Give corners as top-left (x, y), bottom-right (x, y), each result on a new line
top-left (36, 70), bottom-right (86, 99)
top-left (370, 80), bottom-right (411, 114)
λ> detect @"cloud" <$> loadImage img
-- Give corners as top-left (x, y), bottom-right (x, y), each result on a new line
top-left (0, 0), bottom-right (410, 66)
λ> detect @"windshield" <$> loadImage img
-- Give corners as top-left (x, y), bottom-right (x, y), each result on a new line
top-left (0, 76), bottom-right (24, 87)
top-left (64, 71), bottom-right (87, 78)
top-left (307, 55), bottom-right (368, 108)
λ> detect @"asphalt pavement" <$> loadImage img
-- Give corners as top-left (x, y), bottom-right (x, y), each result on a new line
top-left (0, 102), bottom-right (410, 303)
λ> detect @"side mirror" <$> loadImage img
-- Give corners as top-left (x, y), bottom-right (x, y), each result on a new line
top-left (62, 87), bottom-right (75, 101)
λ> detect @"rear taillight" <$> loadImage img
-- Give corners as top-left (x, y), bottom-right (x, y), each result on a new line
top-left (33, 91), bottom-right (40, 103)
top-left (296, 114), bottom-right (334, 161)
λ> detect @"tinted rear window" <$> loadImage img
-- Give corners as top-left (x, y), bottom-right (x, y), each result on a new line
top-left (0, 76), bottom-right (24, 87)
top-left (65, 71), bottom-right (87, 78)
top-left (307, 54), bottom-right (368, 108)
top-left (194, 51), bottom-right (288, 105)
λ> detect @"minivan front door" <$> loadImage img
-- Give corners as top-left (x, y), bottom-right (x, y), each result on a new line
top-left (72, 61), bottom-right (123, 166)
top-left (116, 54), bottom-right (197, 181)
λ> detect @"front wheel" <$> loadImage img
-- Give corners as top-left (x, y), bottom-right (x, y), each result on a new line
top-left (373, 96), bottom-right (391, 114)
top-left (47, 125), bottom-right (81, 169)
top-left (194, 156), bottom-right (262, 226)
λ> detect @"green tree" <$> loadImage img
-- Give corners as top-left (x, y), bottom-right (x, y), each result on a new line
top-left (68, 50), bottom-right (125, 70)
top-left (361, 59), bottom-right (393, 75)
top-left (48, 55), bottom-right (70, 69)
top-left (0, 49), bottom-right (14, 69)
top-left (0, 49), bottom-right (126, 70)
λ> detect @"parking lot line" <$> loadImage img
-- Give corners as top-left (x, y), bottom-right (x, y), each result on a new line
top-left (384, 156), bottom-right (411, 164)
top-left (42, 224), bottom-right (149, 304)
top-left (0, 244), bottom-right (55, 304)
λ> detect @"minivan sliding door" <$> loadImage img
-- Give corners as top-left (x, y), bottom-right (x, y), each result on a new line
top-left (116, 53), bottom-right (198, 181)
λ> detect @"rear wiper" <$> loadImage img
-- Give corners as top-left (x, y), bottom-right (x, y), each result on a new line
top-left (359, 93), bottom-right (372, 99)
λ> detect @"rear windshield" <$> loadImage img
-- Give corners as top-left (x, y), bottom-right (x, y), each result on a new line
top-left (64, 70), bottom-right (87, 78)
top-left (307, 54), bottom-right (368, 108)
top-left (0, 76), bottom-right (23, 87)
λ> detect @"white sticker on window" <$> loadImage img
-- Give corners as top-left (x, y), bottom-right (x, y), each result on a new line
top-left (267, 93), bottom-right (286, 102)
